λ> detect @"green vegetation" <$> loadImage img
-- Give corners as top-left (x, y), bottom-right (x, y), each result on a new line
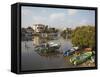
top-left (61, 28), bottom-right (72, 39)
top-left (71, 25), bottom-right (95, 50)
top-left (61, 30), bottom-right (67, 39)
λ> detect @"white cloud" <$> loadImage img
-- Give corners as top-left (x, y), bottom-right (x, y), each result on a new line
top-left (78, 19), bottom-right (89, 25)
top-left (81, 20), bottom-right (87, 23)
top-left (22, 9), bottom-right (32, 16)
top-left (32, 16), bottom-right (47, 24)
top-left (49, 13), bottom-right (65, 20)
top-left (67, 9), bottom-right (78, 15)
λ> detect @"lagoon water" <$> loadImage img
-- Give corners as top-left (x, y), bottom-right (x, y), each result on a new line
top-left (21, 36), bottom-right (76, 71)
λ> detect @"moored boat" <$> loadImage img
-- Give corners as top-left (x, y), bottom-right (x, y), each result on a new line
top-left (70, 52), bottom-right (93, 65)
top-left (34, 42), bottom-right (61, 52)
top-left (63, 48), bottom-right (75, 56)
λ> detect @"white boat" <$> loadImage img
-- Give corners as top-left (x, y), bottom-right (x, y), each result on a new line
top-left (35, 42), bottom-right (61, 52)
top-left (73, 46), bottom-right (79, 50)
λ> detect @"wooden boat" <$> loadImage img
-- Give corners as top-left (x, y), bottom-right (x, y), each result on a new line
top-left (70, 52), bottom-right (93, 65)
top-left (34, 42), bottom-right (61, 52)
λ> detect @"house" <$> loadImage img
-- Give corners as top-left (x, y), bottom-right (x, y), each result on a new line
top-left (21, 27), bottom-right (34, 41)
top-left (47, 33), bottom-right (58, 39)
top-left (26, 27), bottom-right (34, 36)
top-left (33, 24), bottom-right (46, 33)
top-left (21, 28), bottom-right (27, 41)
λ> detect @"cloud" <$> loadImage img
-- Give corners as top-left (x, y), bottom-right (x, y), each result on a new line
top-left (22, 10), bottom-right (27, 16)
top-left (49, 13), bottom-right (65, 20)
top-left (78, 19), bottom-right (89, 25)
top-left (81, 20), bottom-right (87, 24)
top-left (22, 9), bottom-right (32, 16)
top-left (32, 16), bottom-right (47, 24)
top-left (67, 9), bottom-right (78, 15)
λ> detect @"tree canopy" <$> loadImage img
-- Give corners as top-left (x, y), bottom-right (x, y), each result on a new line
top-left (71, 25), bottom-right (95, 50)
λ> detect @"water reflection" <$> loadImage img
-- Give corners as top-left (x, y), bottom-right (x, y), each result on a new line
top-left (21, 35), bottom-right (74, 71)
top-left (33, 36), bottom-right (48, 46)
top-left (33, 36), bottom-right (62, 53)
top-left (36, 51), bottom-right (61, 58)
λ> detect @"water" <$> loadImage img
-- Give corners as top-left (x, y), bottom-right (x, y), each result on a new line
top-left (21, 36), bottom-right (76, 71)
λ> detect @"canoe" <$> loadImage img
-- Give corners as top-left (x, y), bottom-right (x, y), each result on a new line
top-left (70, 52), bottom-right (93, 65)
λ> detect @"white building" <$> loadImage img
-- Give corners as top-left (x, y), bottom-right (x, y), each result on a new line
top-left (33, 24), bottom-right (45, 33)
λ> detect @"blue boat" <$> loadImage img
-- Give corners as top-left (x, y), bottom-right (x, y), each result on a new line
top-left (63, 48), bottom-right (75, 56)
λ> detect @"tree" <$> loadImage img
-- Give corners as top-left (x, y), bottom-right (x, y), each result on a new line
top-left (71, 25), bottom-right (95, 50)
top-left (61, 30), bottom-right (67, 39)
top-left (61, 28), bottom-right (72, 39)
top-left (66, 28), bottom-right (72, 38)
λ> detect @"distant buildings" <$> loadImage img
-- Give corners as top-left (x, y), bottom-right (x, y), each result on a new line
top-left (21, 27), bottom-right (34, 41)
top-left (22, 24), bottom-right (60, 41)
top-left (26, 27), bottom-right (34, 36)
top-left (33, 24), bottom-right (46, 33)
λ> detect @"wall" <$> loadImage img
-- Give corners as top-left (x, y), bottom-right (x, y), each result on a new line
top-left (0, 0), bottom-right (99, 77)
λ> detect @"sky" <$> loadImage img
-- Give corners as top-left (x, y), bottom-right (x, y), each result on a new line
top-left (21, 6), bottom-right (95, 29)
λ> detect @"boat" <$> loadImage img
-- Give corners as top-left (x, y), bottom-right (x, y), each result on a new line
top-left (34, 42), bottom-right (61, 52)
top-left (70, 52), bottom-right (93, 65)
top-left (73, 46), bottom-right (79, 50)
top-left (63, 48), bottom-right (75, 56)
top-left (48, 42), bottom-right (61, 49)
top-left (34, 43), bottom-right (47, 51)
top-left (63, 46), bottom-right (79, 56)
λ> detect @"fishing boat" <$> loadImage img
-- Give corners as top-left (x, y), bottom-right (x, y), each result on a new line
top-left (34, 43), bottom-right (47, 52)
top-left (73, 46), bottom-right (79, 50)
top-left (70, 52), bottom-right (93, 65)
top-left (63, 48), bottom-right (75, 56)
top-left (34, 42), bottom-right (61, 52)
top-left (63, 46), bottom-right (79, 56)
top-left (48, 42), bottom-right (61, 49)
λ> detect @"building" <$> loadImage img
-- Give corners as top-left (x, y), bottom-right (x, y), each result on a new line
top-left (33, 24), bottom-right (46, 33)
top-left (21, 27), bottom-right (34, 41)
top-left (26, 27), bottom-right (34, 36)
